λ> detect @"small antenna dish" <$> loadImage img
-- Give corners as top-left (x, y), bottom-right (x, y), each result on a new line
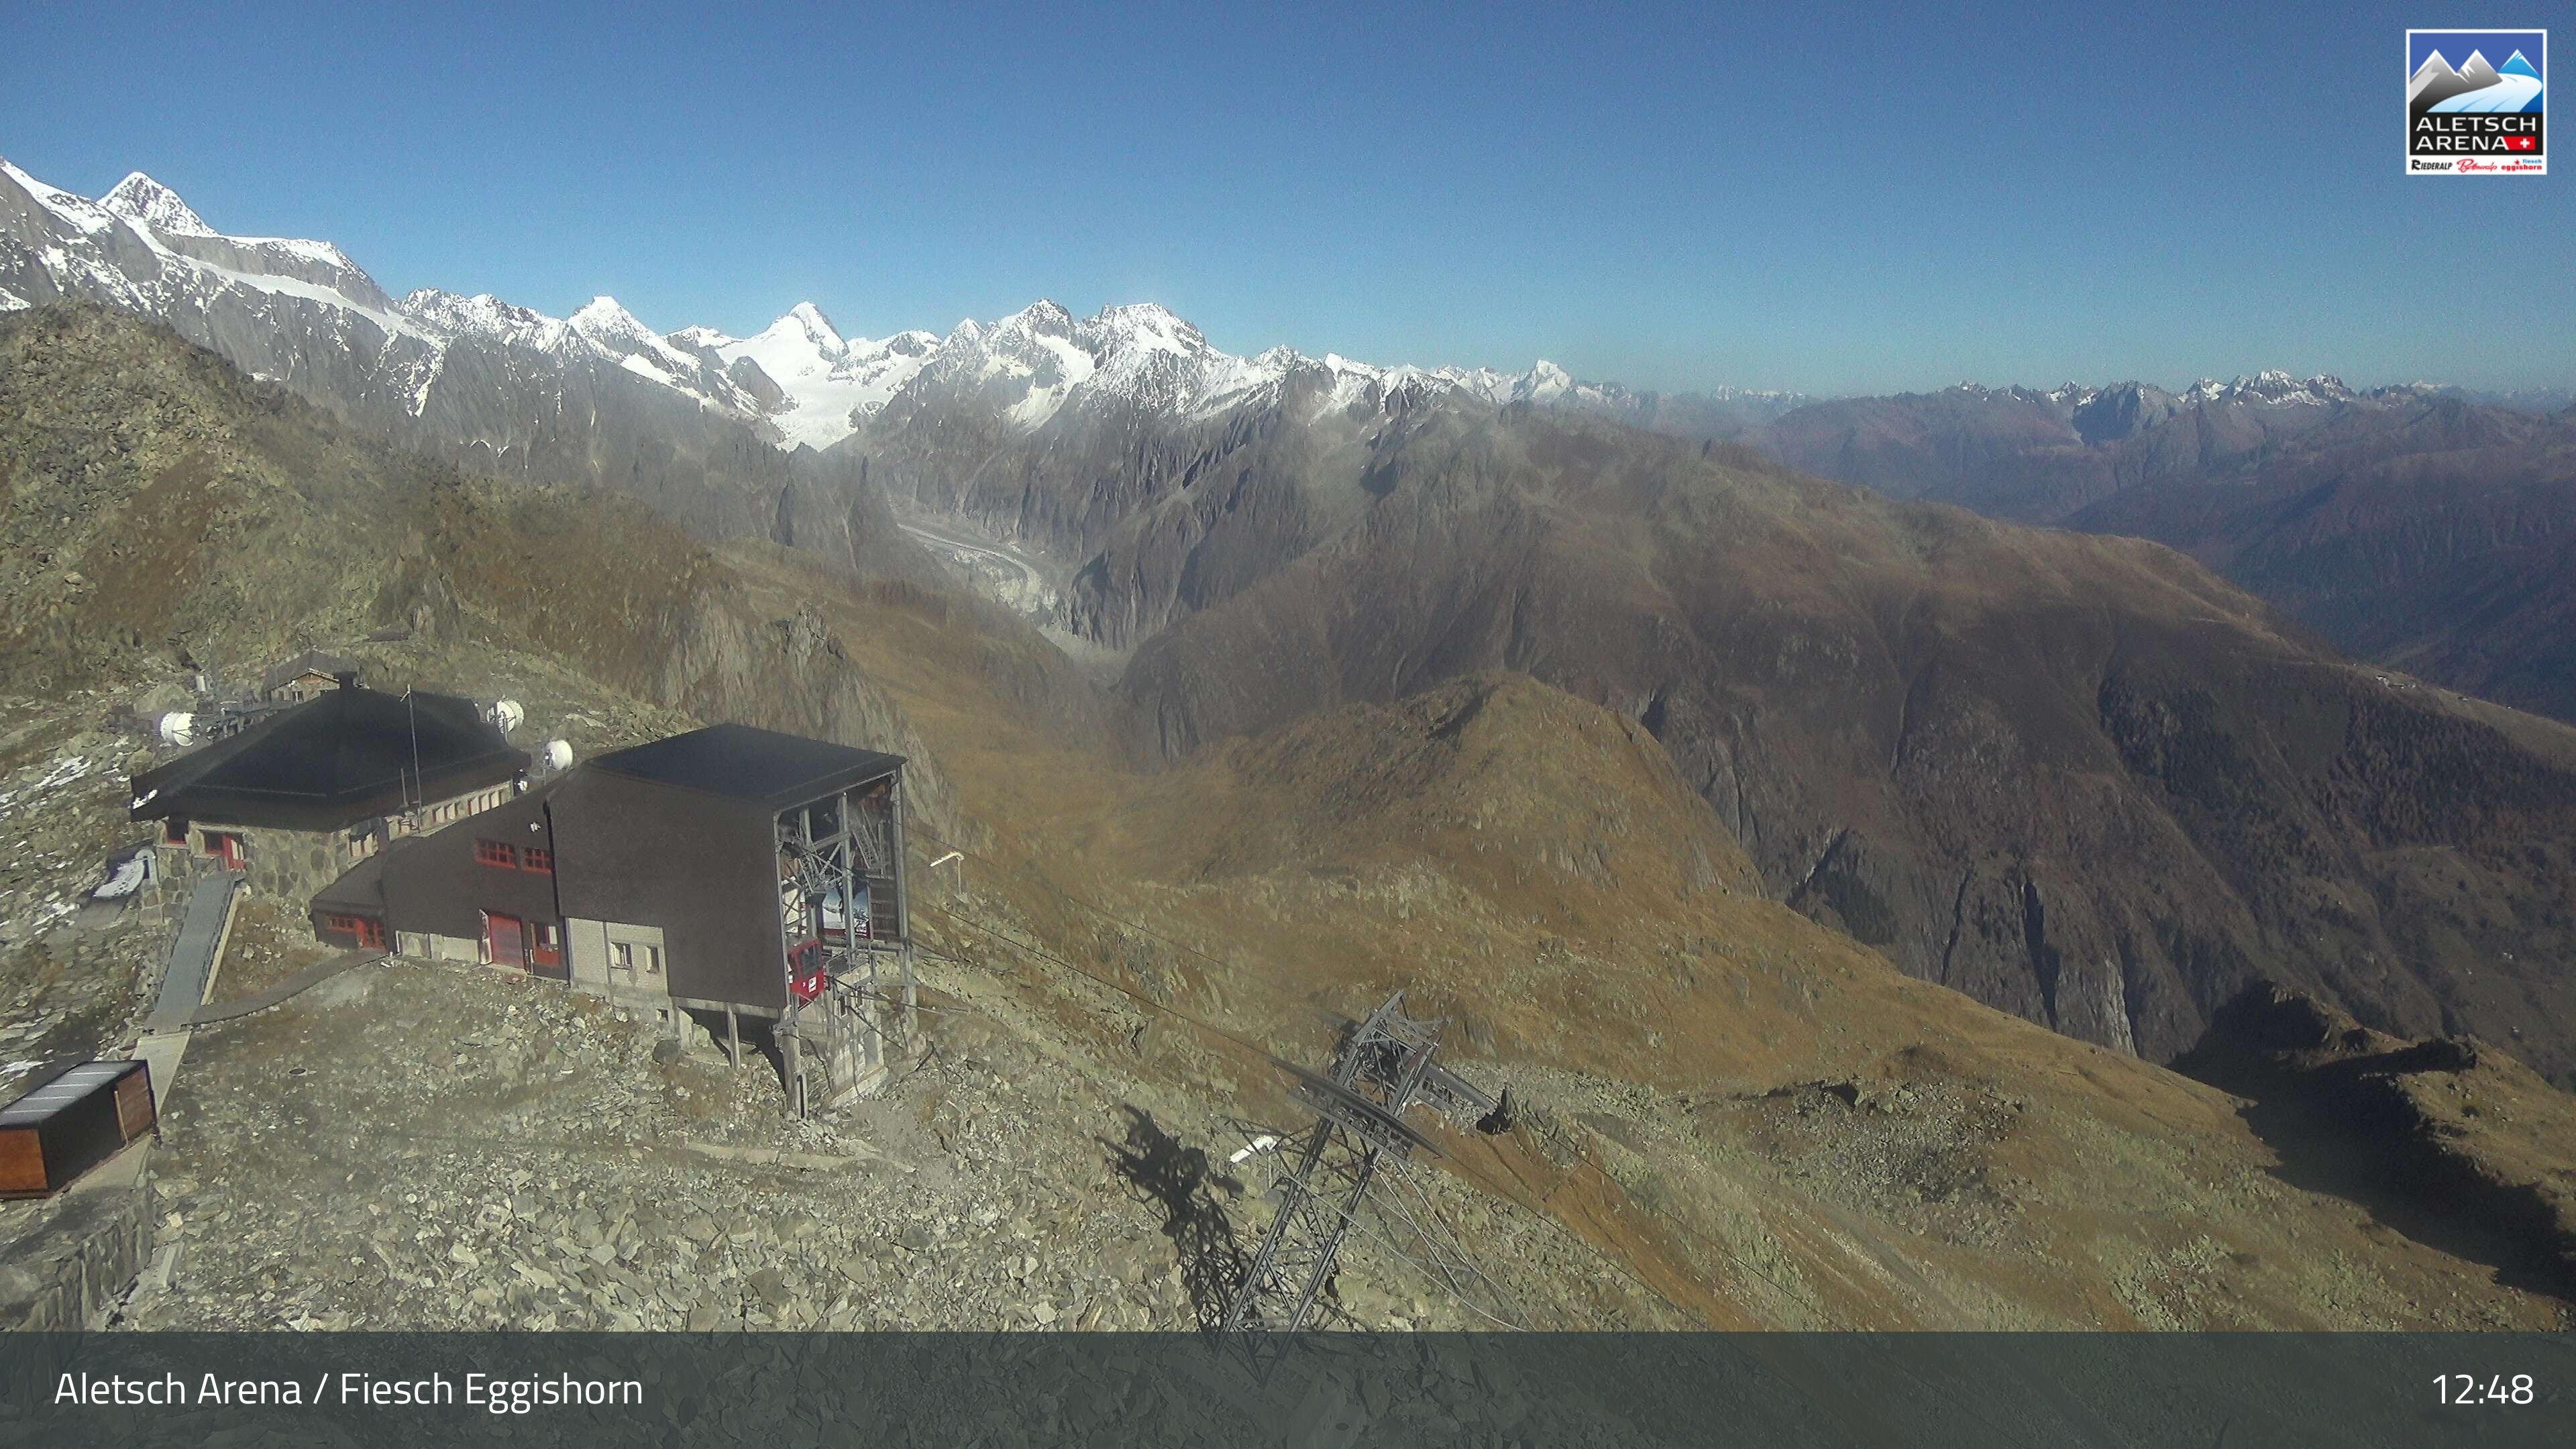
top-left (486, 699), bottom-right (525, 734)
top-left (542, 739), bottom-right (574, 772)
top-left (157, 712), bottom-right (195, 747)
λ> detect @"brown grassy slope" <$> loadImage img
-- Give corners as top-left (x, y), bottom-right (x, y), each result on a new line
top-left (1114, 407), bottom-right (2576, 1087)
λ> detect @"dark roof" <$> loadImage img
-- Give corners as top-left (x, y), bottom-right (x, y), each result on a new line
top-left (130, 686), bottom-right (529, 832)
top-left (584, 723), bottom-right (902, 810)
top-left (261, 649), bottom-right (362, 692)
top-left (0, 1060), bottom-right (144, 1127)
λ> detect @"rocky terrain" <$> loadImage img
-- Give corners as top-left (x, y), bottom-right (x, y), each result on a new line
top-left (0, 680), bottom-right (186, 1096)
top-left (0, 303), bottom-right (983, 840)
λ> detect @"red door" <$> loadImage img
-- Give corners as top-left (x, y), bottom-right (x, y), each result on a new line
top-left (483, 912), bottom-right (526, 969)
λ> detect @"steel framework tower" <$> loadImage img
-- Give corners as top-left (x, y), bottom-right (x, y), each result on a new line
top-left (1219, 991), bottom-right (1515, 1334)
top-left (773, 777), bottom-right (913, 1115)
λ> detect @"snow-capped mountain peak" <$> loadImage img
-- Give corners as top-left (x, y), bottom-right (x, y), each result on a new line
top-left (568, 295), bottom-right (659, 350)
top-left (667, 303), bottom-right (945, 447)
top-left (1519, 360), bottom-right (1576, 402)
top-left (773, 301), bottom-right (844, 352)
top-left (1086, 302), bottom-right (1201, 353)
top-left (101, 172), bottom-right (213, 236)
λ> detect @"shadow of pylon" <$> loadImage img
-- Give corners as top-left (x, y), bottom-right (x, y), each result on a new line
top-left (1102, 1106), bottom-right (1258, 1332)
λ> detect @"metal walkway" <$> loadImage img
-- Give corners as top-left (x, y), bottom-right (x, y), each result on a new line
top-left (188, 950), bottom-right (381, 1026)
top-left (143, 872), bottom-right (244, 1036)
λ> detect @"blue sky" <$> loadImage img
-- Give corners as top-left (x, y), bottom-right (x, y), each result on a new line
top-left (3, 1), bottom-right (2568, 395)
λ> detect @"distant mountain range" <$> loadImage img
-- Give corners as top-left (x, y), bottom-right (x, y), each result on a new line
top-left (5, 154), bottom-right (2558, 519)
top-left (1687, 370), bottom-right (2576, 724)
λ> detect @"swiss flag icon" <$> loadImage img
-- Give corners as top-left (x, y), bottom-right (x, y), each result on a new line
top-left (2504, 136), bottom-right (2538, 152)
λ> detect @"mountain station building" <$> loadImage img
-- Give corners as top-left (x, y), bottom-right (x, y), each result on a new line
top-left (311, 722), bottom-right (914, 1112)
top-left (127, 679), bottom-right (529, 904)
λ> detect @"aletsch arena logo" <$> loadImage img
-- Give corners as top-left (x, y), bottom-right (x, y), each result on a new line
top-left (2408, 30), bottom-right (2546, 175)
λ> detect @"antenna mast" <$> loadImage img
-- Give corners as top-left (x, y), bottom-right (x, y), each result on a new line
top-left (407, 689), bottom-right (422, 816)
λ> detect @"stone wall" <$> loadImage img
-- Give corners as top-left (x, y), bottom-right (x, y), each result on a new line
top-left (0, 1145), bottom-right (154, 1330)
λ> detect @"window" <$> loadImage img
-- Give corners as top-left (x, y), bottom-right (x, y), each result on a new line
top-left (611, 938), bottom-right (663, 979)
top-left (474, 839), bottom-right (517, 868)
top-left (163, 819), bottom-right (187, 845)
top-left (521, 845), bottom-right (553, 874)
top-left (323, 914), bottom-right (386, 951)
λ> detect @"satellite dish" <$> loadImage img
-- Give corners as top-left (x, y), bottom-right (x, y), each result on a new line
top-left (486, 699), bottom-right (525, 734)
top-left (542, 739), bottom-right (574, 772)
top-left (157, 712), bottom-right (195, 746)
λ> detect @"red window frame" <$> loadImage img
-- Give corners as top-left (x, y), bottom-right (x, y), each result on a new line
top-left (323, 914), bottom-right (387, 951)
top-left (474, 839), bottom-right (517, 868)
top-left (521, 845), bottom-right (553, 874)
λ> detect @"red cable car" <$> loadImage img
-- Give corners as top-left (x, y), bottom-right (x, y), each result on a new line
top-left (787, 939), bottom-right (828, 1002)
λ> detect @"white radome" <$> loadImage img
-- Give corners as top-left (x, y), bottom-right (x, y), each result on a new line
top-left (157, 712), bottom-right (195, 746)
top-left (543, 739), bottom-right (574, 772)
top-left (487, 699), bottom-right (525, 733)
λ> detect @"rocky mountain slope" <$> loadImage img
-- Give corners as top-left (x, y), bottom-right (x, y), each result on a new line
top-left (2065, 400), bottom-right (2576, 722)
top-left (1097, 405), bottom-right (2576, 1087)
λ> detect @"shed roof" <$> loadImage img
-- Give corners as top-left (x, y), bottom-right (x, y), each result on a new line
top-left (584, 723), bottom-right (902, 811)
top-left (130, 686), bottom-right (528, 832)
top-left (0, 1061), bottom-right (144, 1127)
top-left (261, 649), bottom-right (363, 693)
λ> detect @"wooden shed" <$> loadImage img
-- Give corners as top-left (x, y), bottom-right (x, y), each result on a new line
top-left (0, 1060), bottom-right (157, 1199)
